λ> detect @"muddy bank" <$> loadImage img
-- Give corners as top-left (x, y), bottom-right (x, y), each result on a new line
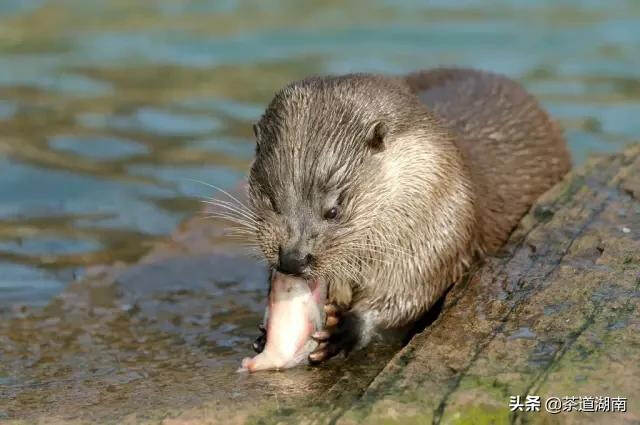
top-left (1, 145), bottom-right (639, 424)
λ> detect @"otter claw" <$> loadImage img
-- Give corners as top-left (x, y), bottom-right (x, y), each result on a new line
top-left (325, 315), bottom-right (339, 327)
top-left (323, 303), bottom-right (341, 327)
top-left (324, 304), bottom-right (339, 316)
top-left (312, 330), bottom-right (330, 341)
top-left (309, 303), bottom-right (345, 363)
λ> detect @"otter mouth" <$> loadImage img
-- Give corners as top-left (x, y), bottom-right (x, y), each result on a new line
top-left (238, 271), bottom-right (327, 372)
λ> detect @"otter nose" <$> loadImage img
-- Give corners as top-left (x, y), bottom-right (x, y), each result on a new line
top-left (277, 247), bottom-right (312, 275)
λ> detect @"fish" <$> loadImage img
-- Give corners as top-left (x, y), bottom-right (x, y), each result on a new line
top-left (238, 271), bottom-right (326, 372)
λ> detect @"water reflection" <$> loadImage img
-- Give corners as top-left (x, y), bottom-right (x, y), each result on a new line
top-left (0, 100), bottom-right (18, 120)
top-left (0, 0), bottom-right (638, 341)
top-left (78, 108), bottom-right (221, 136)
top-left (49, 135), bottom-right (149, 160)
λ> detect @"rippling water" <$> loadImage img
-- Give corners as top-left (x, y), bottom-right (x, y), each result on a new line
top-left (1, 0), bottom-right (639, 307)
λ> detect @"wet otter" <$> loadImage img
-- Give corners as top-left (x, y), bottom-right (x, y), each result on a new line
top-left (246, 68), bottom-right (570, 363)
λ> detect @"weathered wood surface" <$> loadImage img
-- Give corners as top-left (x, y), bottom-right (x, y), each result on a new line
top-left (1, 145), bottom-right (638, 425)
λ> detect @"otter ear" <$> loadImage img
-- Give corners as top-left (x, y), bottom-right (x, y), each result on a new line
top-left (365, 121), bottom-right (387, 153)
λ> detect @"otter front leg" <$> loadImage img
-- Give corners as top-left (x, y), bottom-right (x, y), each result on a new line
top-left (309, 305), bottom-right (379, 363)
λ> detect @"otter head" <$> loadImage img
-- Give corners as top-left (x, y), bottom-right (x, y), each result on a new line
top-left (247, 74), bottom-right (475, 310)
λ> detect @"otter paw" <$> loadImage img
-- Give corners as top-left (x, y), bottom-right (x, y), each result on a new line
top-left (252, 323), bottom-right (267, 353)
top-left (308, 304), bottom-right (345, 363)
top-left (308, 336), bottom-right (343, 363)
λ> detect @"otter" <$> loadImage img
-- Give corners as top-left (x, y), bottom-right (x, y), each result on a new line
top-left (245, 68), bottom-right (570, 363)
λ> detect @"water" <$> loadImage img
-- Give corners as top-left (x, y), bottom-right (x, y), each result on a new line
top-left (0, 1), bottom-right (639, 311)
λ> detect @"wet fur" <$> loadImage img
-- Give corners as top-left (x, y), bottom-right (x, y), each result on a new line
top-left (248, 68), bottom-right (570, 349)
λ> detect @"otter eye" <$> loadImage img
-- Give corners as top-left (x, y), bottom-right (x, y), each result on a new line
top-left (323, 206), bottom-right (339, 220)
top-left (264, 193), bottom-right (279, 213)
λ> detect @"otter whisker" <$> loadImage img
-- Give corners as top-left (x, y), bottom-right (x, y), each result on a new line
top-left (201, 197), bottom-right (257, 217)
top-left (342, 248), bottom-right (391, 268)
top-left (343, 242), bottom-right (414, 258)
top-left (224, 227), bottom-right (258, 235)
top-left (320, 254), bottom-right (356, 282)
top-left (339, 253), bottom-right (368, 275)
top-left (203, 210), bottom-right (259, 231)
top-left (337, 238), bottom-right (413, 258)
top-left (201, 210), bottom-right (257, 224)
top-left (333, 260), bottom-right (361, 284)
top-left (201, 213), bottom-right (259, 231)
top-left (346, 231), bottom-right (415, 255)
top-left (224, 231), bottom-right (258, 241)
top-left (187, 178), bottom-right (255, 215)
top-left (323, 251), bottom-right (368, 283)
top-left (201, 195), bottom-right (257, 214)
top-left (202, 199), bottom-right (260, 224)
top-left (368, 228), bottom-right (415, 252)
top-left (348, 253), bottom-right (374, 272)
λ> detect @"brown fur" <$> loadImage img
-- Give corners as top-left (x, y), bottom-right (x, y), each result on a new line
top-left (406, 68), bottom-right (570, 253)
top-left (246, 68), bottom-right (570, 348)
